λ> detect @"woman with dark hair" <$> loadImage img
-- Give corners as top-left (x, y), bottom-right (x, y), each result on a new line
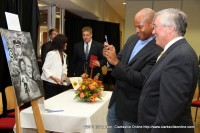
top-left (41, 34), bottom-right (69, 99)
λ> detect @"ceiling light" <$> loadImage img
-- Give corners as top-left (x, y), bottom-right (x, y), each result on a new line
top-left (123, 2), bottom-right (126, 5)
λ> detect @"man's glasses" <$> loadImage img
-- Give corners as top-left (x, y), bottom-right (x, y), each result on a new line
top-left (153, 24), bottom-right (158, 29)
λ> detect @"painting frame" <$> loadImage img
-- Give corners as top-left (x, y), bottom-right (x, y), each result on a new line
top-left (0, 28), bottom-right (44, 105)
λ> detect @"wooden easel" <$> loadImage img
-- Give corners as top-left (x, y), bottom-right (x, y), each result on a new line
top-left (31, 100), bottom-right (46, 133)
top-left (2, 13), bottom-right (46, 132)
top-left (13, 89), bottom-right (45, 133)
top-left (14, 99), bottom-right (21, 133)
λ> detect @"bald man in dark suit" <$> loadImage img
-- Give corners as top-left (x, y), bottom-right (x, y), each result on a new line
top-left (103, 8), bottom-right (162, 133)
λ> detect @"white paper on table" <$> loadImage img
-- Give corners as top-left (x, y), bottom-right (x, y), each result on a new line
top-left (69, 77), bottom-right (82, 90)
top-left (5, 12), bottom-right (21, 31)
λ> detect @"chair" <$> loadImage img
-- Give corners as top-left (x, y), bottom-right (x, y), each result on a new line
top-left (191, 67), bottom-right (200, 122)
top-left (191, 86), bottom-right (200, 122)
top-left (5, 86), bottom-right (25, 117)
top-left (5, 86), bottom-right (15, 111)
top-left (102, 65), bottom-right (108, 75)
top-left (0, 92), bottom-right (15, 130)
top-left (5, 86), bottom-right (16, 117)
top-left (5, 86), bottom-right (26, 118)
top-left (102, 66), bottom-right (115, 91)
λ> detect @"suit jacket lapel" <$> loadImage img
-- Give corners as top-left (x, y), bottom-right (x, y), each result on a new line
top-left (128, 39), bottom-right (156, 64)
top-left (124, 38), bottom-right (139, 64)
top-left (155, 38), bottom-right (184, 65)
top-left (88, 41), bottom-right (95, 58)
top-left (143, 38), bottom-right (185, 86)
top-left (80, 42), bottom-right (86, 60)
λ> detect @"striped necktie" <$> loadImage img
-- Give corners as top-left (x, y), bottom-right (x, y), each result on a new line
top-left (85, 43), bottom-right (89, 59)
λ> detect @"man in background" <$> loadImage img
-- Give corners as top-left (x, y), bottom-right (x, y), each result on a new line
top-left (41, 28), bottom-right (58, 65)
top-left (138, 8), bottom-right (198, 133)
top-left (103, 8), bottom-right (162, 133)
top-left (71, 26), bottom-right (106, 80)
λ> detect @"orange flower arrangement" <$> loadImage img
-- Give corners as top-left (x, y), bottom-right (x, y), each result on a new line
top-left (74, 73), bottom-right (104, 102)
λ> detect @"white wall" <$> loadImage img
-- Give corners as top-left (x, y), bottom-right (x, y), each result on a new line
top-left (125, 0), bottom-right (200, 55)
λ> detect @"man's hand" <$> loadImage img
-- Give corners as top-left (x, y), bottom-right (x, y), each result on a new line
top-left (103, 42), bottom-right (119, 66)
top-left (93, 60), bottom-right (100, 67)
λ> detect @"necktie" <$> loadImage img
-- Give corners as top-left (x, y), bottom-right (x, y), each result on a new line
top-left (85, 43), bottom-right (89, 74)
top-left (85, 43), bottom-right (89, 59)
top-left (156, 51), bottom-right (164, 62)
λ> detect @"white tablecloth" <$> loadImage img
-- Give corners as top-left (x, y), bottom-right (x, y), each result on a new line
top-left (17, 89), bottom-right (112, 133)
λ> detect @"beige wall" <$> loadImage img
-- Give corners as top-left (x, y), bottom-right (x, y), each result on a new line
top-left (125, 0), bottom-right (200, 56)
top-left (183, 0), bottom-right (200, 56)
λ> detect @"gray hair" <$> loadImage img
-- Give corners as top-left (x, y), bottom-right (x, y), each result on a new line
top-left (154, 8), bottom-right (187, 36)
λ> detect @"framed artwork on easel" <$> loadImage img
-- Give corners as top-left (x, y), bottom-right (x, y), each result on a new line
top-left (0, 28), bottom-right (44, 105)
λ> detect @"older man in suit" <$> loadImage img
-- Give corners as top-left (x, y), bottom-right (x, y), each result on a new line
top-left (71, 26), bottom-right (107, 80)
top-left (103, 8), bottom-right (162, 133)
top-left (138, 8), bottom-right (199, 133)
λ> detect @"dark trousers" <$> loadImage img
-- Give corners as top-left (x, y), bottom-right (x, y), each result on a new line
top-left (43, 81), bottom-right (68, 99)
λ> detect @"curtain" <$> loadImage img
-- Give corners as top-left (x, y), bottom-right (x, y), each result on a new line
top-left (0, 0), bottom-right (39, 115)
top-left (65, 16), bottom-right (120, 76)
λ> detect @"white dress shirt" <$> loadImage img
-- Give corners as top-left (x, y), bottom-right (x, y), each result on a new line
top-left (163, 36), bottom-right (183, 52)
top-left (84, 39), bottom-right (92, 53)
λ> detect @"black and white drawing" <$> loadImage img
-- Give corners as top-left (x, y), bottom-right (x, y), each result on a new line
top-left (0, 28), bottom-right (44, 105)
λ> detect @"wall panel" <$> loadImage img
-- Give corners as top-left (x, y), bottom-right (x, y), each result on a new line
top-left (124, 0), bottom-right (200, 55)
